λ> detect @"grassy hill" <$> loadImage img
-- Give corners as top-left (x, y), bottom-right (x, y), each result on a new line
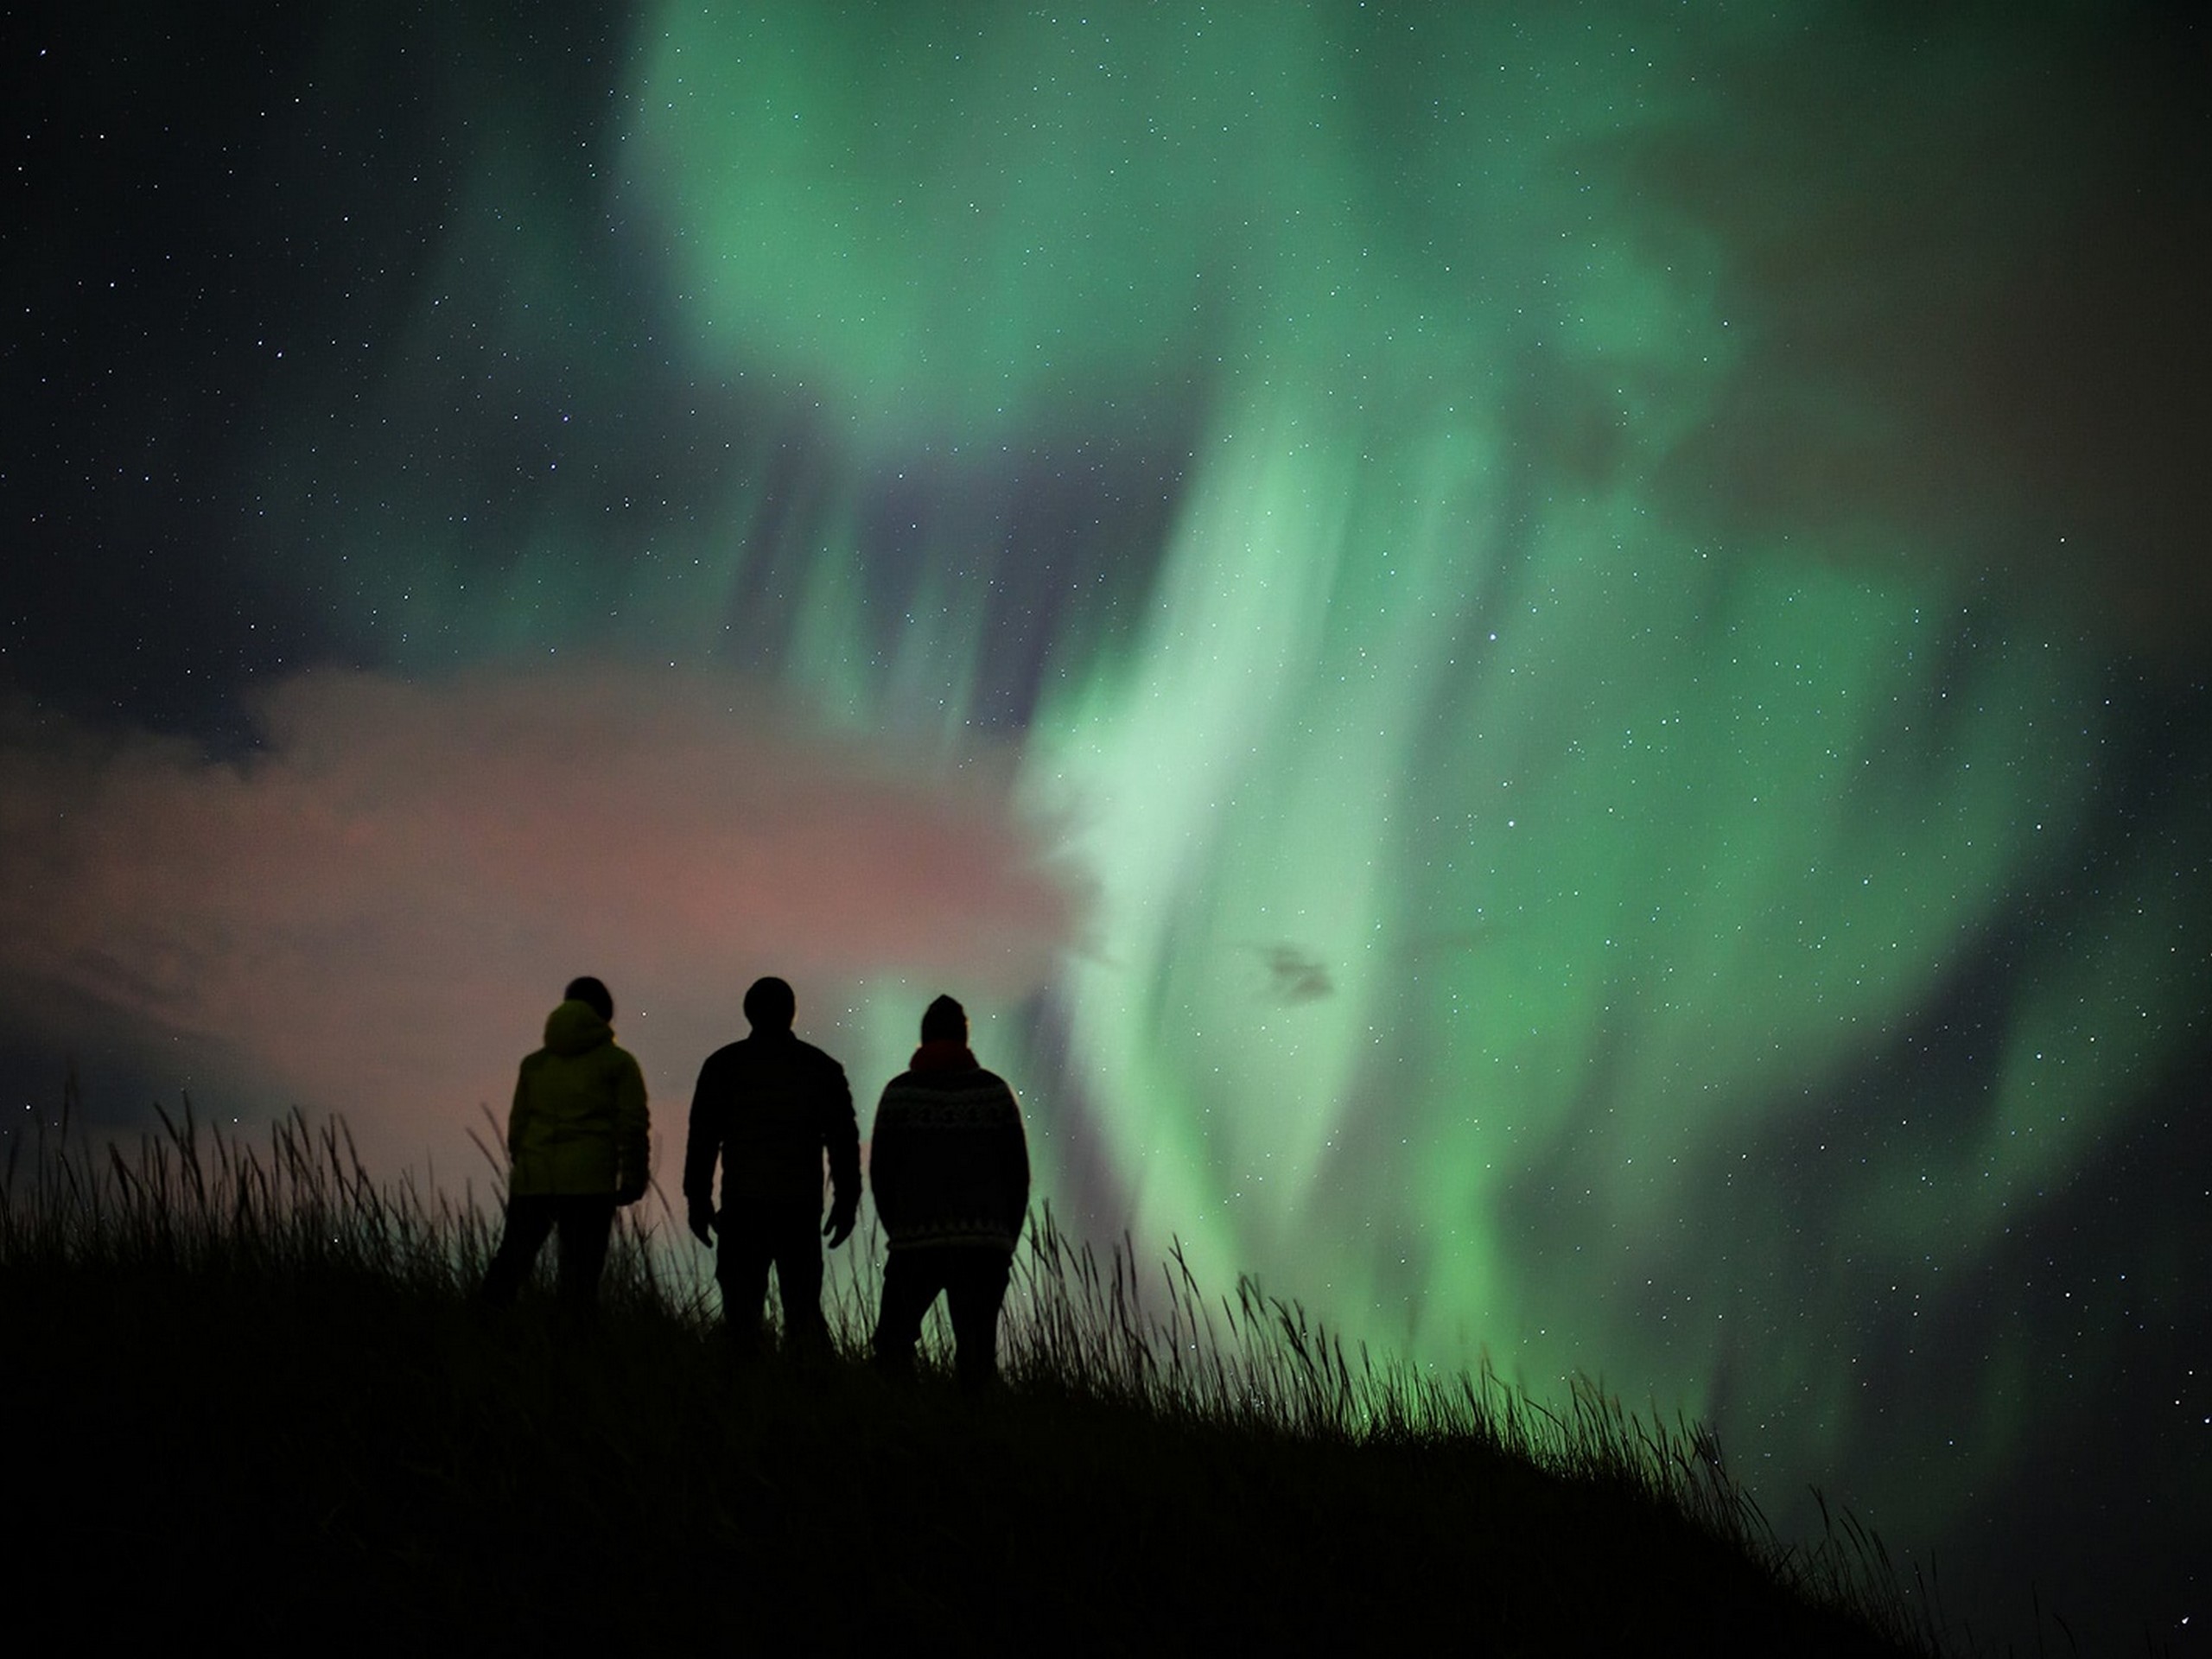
top-left (2, 1107), bottom-right (1938, 1654)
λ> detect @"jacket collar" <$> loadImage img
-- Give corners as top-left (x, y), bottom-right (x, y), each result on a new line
top-left (909, 1039), bottom-right (978, 1073)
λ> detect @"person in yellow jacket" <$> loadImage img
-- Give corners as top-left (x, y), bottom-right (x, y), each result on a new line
top-left (480, 976), bottom-right (651, 1313)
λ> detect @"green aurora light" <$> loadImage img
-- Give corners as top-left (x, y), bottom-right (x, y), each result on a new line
top-left (61, 3), bottom-right (2190, 1637)
top-left (582, 3), bottom-right (2211, 1567)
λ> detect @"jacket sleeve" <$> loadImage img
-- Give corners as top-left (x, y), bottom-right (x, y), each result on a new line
top-left (823, 1058), bottom-right (861, 1217)
top-left (683, 1054), bottom-right (722, 1208)
top-left (506, 1058), bottom-right (534, 1164)
top-left (867, 1087), bottom-right (903, 1235)
top-left (614, 1052), bottom-right (650, 1194)
top-left (997, 1082), bottom-right (1031, 1242)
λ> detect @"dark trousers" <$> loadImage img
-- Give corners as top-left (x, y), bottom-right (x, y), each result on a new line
top-left (872, 1246), bottom-right (1014, 1389)
top-left (481, 1193), bottom-right (617, 1310)
top-left (716, 1208), bottom-right (826, 1348)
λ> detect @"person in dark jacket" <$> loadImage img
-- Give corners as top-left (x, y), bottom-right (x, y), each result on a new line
top-left (683, 976), bottom-right (860, 1352)
top-left (868, 994), bottom-right (1030, 1389)
top-left (481, 975), bottom-right (651, 1313)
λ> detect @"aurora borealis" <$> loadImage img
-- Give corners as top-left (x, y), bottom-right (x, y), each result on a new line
top-left (6, 3), bottom-right (2207, 1647)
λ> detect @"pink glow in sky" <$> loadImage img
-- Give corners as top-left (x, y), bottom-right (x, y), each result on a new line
top-left (0, 664), bottom-right (1083, 1176)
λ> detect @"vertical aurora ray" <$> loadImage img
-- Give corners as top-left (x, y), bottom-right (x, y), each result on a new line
top-left (1031, 388), bottom-right (2139, 1378)
top-left (19, 2), bottom-right (2190, 1639)
top-left (594, 9), bottom-right (2212, 1603)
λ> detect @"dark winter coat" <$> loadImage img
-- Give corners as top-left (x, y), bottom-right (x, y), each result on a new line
top-left (683, 1030), bottom-right (860, 1222)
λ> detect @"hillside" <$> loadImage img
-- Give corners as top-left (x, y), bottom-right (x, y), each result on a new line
top-left (1, 1110), bottom-right (1929, 1654)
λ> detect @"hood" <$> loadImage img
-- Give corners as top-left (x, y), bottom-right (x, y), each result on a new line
top-left (543, 998), bottom-right (613, 1057)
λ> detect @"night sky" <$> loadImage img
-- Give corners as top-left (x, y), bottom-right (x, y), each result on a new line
top-left (5, 3), bottom-right (2207, 1648)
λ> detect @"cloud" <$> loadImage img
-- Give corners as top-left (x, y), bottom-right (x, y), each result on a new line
top-left (0, 664), bottom-right (1084, 1168)
top-left (1611, 6), bottom-right (2209, 669)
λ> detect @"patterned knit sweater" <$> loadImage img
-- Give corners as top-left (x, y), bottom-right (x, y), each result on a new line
top-left (868, 1041), bottom-right (1030, 1253)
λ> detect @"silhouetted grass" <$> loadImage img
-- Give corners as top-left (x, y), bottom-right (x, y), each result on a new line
top-left (3, 1098), bottom-right (1954, 1654)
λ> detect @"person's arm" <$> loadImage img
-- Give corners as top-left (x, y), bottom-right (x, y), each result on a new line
top-left (506, 1058), bottom-right (535, 1178)
top-left (867, 1086), bottom-right (904, 1239)
top-left (996, 1081), bottom-right (1032, 1243)
top-left (682, 1054), bottom-right (723, 1243)
top-left (613, 1052), bottom-right (650, 1205)
top-left (822, 1058), bottom-right (861, 1247)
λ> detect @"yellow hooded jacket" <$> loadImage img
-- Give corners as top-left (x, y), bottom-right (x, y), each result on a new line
top-left (507, 999), bottom-right (650, 1198)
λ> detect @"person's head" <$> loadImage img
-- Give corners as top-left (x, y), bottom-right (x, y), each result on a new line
top-left (744, 976), bottom-right (797, 1032)
top-left (563, 976), bottom-right (613, 1022)
top-left (920, 994), bottom-right (967, 1046)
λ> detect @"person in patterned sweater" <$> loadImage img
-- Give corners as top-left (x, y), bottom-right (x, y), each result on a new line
top-left (868, 994), bottom-right (1030, 1389)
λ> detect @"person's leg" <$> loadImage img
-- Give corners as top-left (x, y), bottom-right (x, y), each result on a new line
top-left (554, 1195), bottom-right (617, 1313)
top-left (945, 1248), bottom-right (1014, 1392)
top-left (480, 1194), bottom-right (557, 1307)
top-left (872, 1249), bottom-right (946, 1377)
top-left (715, 1215), bottom-right (777, 1354)
top-left (772, 1211), bottom-right (828, 1351)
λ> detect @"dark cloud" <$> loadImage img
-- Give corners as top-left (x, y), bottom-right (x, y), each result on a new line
top-left (1259, 944), bottom-right (1333, 1005)
top-left (1618, 4), bottom-right (2209, 669)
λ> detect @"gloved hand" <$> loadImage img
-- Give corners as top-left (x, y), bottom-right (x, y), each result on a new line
top-left (687, 1200), bottom-right (717, 1246)
top-left (822, 1200), bottom-right (856, 1249)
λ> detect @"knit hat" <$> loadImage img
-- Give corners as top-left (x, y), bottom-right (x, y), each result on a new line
top-left (920, 994), bottom-right (967, 1044)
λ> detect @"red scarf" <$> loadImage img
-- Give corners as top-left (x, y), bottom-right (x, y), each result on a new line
top-left (910, 1039), bottom-right (977, 1072)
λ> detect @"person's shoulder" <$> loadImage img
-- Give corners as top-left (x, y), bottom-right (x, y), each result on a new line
top-left (794, 1038), bottom-right (846, 1071)
top-left (874, 1070), bottom-right (925, 1108)
top-left (890, 1064), bottom-right (1007, 1095)
top-left (892, 1066), bottom-right (1019, 1118)
top-left (580, 1040), bottom-right (643, 1086)
top-left (960, 1070), bottom-right (1023, 1125)
top-left (696, 1039), bottom-right (748, 1072)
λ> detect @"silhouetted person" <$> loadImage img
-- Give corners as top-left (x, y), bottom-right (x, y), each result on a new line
top-left (481, 975), bottom-right (651, 1313)
top-left (683, 976), bottom-right (859, 1353)
top-left (869, 994), bottom-right (1030, 1390)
